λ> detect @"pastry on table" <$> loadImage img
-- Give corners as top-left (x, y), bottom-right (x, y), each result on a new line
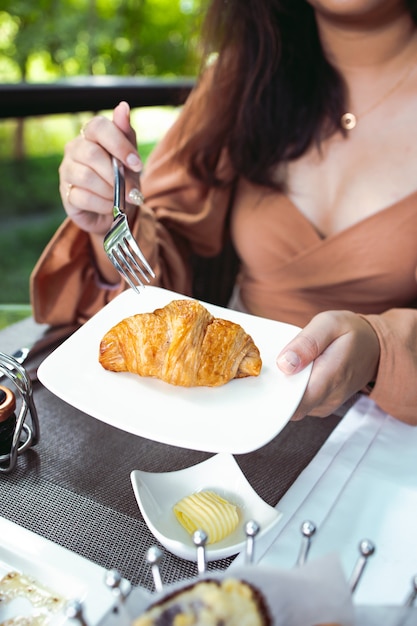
top-left (132, 577), bottom-right (271, 626)
top-left (99, 299), bottom-right (262, 387)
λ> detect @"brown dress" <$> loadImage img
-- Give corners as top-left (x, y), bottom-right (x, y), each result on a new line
top-left (30, 73), bottom-right (417, 425)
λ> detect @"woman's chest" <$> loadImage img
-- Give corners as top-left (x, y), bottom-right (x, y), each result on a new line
top-left (231, 178), bottom-right (417, 296)
top-left (284, 118), bottom-right (417, 238)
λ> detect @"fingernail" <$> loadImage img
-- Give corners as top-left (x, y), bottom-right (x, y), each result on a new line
top-left (118, 100), bottom-right (129, 113)
top-left (128, 188), bottom-right (144, 206)
top-left (277, 350), bottom-right (300, 374)
top-left (126, 153), bottom-right (142, 170)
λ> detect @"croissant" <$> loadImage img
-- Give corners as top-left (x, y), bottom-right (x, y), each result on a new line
top-left (99, 299), bottom-right (262, 387)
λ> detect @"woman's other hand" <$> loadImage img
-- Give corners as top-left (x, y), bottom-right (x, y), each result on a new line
top-left (59, 101), bottom-right (142, 236)
top-left (276, 311), bottom-right (380, 420)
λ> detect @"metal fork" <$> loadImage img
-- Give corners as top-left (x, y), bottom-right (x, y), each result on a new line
top-left (103, 157), bottom-right (155, 293)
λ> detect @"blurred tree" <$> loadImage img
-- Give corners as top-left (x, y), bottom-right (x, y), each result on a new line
top-left (0, 0), bottom-right (203, 81)
top-left (0, 0), bottom-right (203, 156)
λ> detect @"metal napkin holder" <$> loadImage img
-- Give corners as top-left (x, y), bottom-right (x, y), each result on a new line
top-left (0, 351), bottom-right (40, 474)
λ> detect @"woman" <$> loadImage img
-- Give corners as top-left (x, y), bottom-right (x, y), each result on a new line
top-left (31, 0), bottom-right (417, 424)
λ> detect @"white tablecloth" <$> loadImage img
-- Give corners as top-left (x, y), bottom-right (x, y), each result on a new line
top-left (233, 396), bottom-right (417, 606)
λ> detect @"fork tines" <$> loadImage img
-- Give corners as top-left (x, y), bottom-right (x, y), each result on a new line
top-left (108, 215), bottom-right (155, 293)
top-left (104, 156), bottom-right (155, 294)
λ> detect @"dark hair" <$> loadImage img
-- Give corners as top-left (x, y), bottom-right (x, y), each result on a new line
top-left (183, 0), bottom-right (417, 189)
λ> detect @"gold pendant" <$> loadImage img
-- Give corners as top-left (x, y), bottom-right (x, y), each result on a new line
top-left (341, 112), bottom-right (357, 130)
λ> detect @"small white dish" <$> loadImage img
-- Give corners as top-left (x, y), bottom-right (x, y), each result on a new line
top-left (130, 453), bottom-right (282, 562)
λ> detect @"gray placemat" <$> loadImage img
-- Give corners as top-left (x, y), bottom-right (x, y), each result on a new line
top-left (0, 321), bottom-right (341, 590)
top-left (0, 474), bottom-right (232, 589)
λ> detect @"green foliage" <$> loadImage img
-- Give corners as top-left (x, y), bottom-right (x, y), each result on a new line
top-left (0, 0), bottom-right (203, 81)
top-left (0, 213), bottom-right (64, 303)
top-left (0, 157), bottom-right (61, 216)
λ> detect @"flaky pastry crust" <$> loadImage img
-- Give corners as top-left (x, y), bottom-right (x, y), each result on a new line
top-left (99, 299), bottom-right (262, 386)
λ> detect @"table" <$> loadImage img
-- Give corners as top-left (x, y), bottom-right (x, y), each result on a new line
top-left (0, 317), bottom-right (341, 591)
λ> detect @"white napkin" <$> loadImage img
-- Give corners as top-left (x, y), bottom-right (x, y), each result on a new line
top-left (233, 396), bottom-right (417, 606)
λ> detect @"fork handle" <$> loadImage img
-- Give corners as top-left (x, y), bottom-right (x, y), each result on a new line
top-left (112, 157), bottom-right (125, 218)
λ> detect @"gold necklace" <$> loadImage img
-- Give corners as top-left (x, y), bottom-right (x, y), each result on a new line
top-left (340, 59), bottom-right (416, 130)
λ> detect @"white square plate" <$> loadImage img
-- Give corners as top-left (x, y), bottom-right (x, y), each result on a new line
top-left (0, 518), bottom-right (117, 625)
top-left (130, 453), bottom-right (282, 561)
top-left (38, 287), bottom-right (311, 454)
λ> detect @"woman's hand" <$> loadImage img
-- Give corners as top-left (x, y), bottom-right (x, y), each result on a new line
top-left (59, 101), bottom-right (142, 236)
top-left (276, 310), bottom-right (380, 420)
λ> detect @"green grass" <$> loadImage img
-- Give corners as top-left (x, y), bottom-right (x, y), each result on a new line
top-left (0, 305), bottom-right (33, 331)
